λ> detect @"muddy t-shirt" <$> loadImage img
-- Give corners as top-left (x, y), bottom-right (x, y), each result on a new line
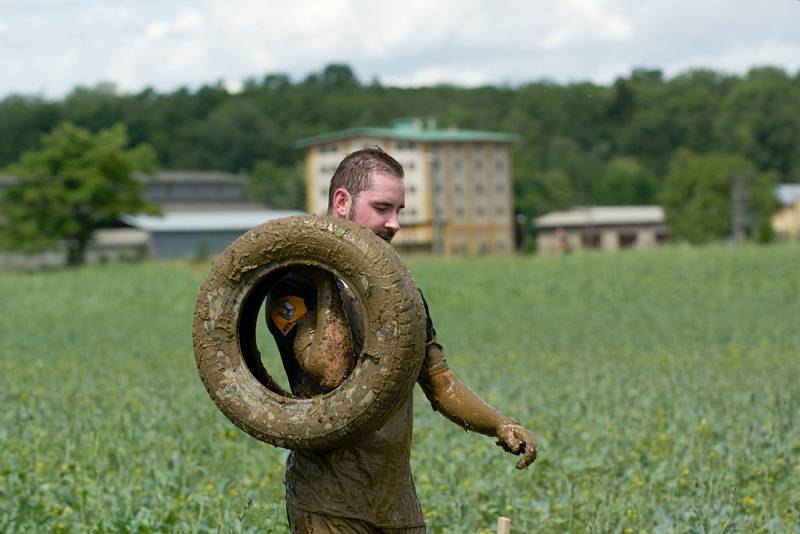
top-left (266, 273), bottom-right (448, 528)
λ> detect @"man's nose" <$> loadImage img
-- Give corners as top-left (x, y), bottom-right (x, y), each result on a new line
top-left (386, 212), bottom-right (400, 231)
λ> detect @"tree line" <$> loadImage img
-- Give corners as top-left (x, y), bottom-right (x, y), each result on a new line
top-left (1, 63), bottom-right (798, 247)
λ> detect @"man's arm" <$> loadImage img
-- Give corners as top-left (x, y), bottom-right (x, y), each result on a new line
top-left (418, 342), bottom-right (538, 470)
top-left (290, 271), bottom-right (354, 392)
top-left (267, 269), bottom-right (354, 395)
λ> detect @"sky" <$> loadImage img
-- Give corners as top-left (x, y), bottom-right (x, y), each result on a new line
top-left (1, 0), bottom-right (799, 98)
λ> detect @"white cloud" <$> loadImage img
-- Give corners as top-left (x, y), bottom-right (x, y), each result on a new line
top-left (383, 66), bottom-right (493, 87)
top-left (666, 40), bottom-right (800, 77)
top-left (80, 3), bottom-right (133, 26)
top-left (0, 0), bottom-right (799, 97)
top-left (541, 0), bottom-right (634, 49)
top-left (174, 8), bottom-right (204, 32)
top-left (145, 21), bottom-right (170, 41)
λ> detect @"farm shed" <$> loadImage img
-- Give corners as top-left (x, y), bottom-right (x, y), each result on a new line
top-left (121, 210), bottom-right (301, 260)
top-left (534, 206), bottom-right (667, 254)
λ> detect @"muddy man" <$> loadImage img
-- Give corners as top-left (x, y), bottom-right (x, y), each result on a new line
top-left (266, 147), bottom-right (537, 533)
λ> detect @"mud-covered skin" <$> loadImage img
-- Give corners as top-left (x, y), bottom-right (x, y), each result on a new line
top-left (292, 271), bottom-right (354, 394)
top-left (418, 350), bottom-right (538, 470)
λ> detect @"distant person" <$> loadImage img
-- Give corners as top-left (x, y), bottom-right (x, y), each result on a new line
top-left (555, 226), bottom-right (570, 254)
top-left (266, 146), bottom-right (537, 533)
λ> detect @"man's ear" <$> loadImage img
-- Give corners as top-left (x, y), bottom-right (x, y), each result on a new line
top-left (331, 188), bottom-right (352, 218)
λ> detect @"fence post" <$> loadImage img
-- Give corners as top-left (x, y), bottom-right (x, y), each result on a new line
top-left (497, 516), bottom-right (511, 534)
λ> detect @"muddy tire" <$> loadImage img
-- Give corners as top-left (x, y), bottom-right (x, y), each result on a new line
top-left (192, 215), bottom-right (427, 450)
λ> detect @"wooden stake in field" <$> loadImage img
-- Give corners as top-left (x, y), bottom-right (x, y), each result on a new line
top-left (497, 516), bottom-right (511, 534)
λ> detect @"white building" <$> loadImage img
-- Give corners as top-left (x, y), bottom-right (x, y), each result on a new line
top-left (296, 118), bottom-right (520, 255)
top-left (535, 206), bottom-right (667, 254)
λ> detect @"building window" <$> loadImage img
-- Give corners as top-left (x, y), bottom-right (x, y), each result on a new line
top-left (319, 143), bottom-right (339, 153)
top-left (476, 183), bottom-right (484, 194)
top-left (475, 159), bottom-right (483, 171)
top-left (396, 141), bottom-right (417, 150)
top-left (496, 159), bottom-right (505, 171)
top-left (496, 183), bottom-right (505, 193)
top-left (320, 165), bottom-right (338, 175)
top-left (476, 207), bottom-right (485, 217)
top-left (408, 185), bottom-right (417, 194)
top-left (406, 161), bottom-right (416, 171)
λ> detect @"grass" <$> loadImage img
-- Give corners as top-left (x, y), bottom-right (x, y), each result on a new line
top-left (1, 244), bottom-right (799, 532)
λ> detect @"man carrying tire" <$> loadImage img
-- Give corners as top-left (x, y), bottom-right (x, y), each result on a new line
top-left (267, 146), bottom-right (537, 533)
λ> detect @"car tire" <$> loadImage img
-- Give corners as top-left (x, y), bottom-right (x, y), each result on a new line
top-left (192, 215), bottom-right (427, 450)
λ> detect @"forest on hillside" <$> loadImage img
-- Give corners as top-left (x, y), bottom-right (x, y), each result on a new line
top-left (1, 63), bottom-right (798, 226)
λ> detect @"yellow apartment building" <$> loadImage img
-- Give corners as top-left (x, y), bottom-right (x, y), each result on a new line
top-left (295, 118), bottom-right (520, 255)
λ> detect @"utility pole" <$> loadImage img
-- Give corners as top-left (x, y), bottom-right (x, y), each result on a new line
top-left (732, 172), bottom-right (749, 244)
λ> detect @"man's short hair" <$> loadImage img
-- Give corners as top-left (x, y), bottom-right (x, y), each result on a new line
top-left (327, 146), bottom-right (404, 213)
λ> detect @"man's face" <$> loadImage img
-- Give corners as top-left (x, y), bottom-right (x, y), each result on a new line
top-left (345, 172), bottom-right (405, 243)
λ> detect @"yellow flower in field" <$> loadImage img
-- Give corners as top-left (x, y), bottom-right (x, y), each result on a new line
top-left (742, 496), bottom-right (756, 507)
top-left (205, 483), bottom-right (215, 493)
top-left (36, 462), bottom-right (45, 474)
top-left (624, 528), bottom-right (634, 534)
top-left (230, 488), bottom-right (238, 498)
top-left (51, 506), bottom-right (62, 515)
top-left (626, 508), bottom-right (637, 520)
top-left (697, 419), bottom-right (709, 436)
top-left (63, 506), bottom-right (73, 516)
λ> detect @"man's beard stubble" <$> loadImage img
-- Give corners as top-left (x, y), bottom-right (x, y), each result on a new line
top-left (346, 203), bottom-right (395, 243)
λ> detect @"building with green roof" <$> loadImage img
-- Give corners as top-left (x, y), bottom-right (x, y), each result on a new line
top-left (296, 118), bottom-right (519, 255)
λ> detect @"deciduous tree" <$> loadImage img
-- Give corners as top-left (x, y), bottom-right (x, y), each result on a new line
top-left (0, 122), bottom-right (157, 265)
top-left (661, 149), bottom-right (778, 244)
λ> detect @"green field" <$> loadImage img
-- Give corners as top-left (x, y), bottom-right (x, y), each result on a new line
top-left (2, 245), bottom-right (799, 533)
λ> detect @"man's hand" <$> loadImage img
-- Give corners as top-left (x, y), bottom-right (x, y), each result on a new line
top-left (495, 420), bottom-right (537, 470)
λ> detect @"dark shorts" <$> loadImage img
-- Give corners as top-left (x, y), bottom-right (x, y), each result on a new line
top-left (288, 507), bottom-right (426, 534)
